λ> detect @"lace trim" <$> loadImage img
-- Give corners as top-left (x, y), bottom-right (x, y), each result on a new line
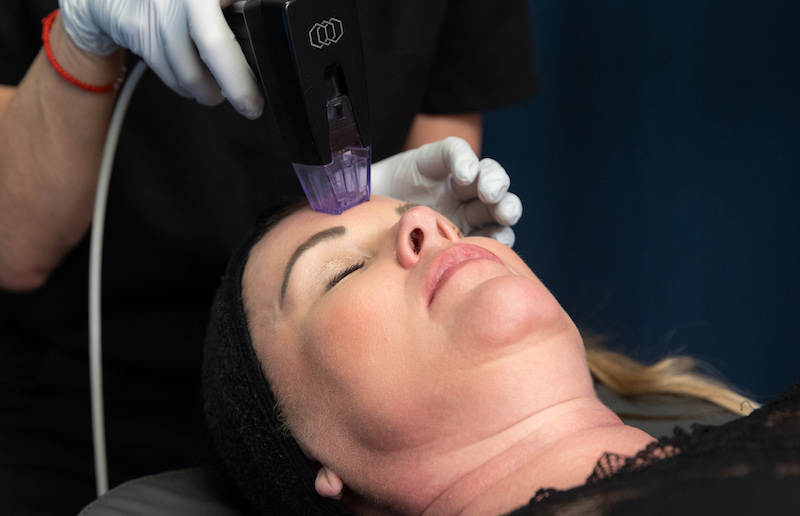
top-left (531, 438), bottom-right (682, 504)
top-left (529, 382), bottom-right (800, 509)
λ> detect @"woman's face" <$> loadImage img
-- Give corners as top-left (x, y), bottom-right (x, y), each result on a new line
top-left (242, 196), bottom-right (589, 494)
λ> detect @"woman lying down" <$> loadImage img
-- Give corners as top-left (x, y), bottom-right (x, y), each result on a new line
top-left (202, 195), bottom-right (800, 515)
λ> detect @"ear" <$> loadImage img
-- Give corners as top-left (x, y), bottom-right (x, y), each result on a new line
top-left (315, 466), bottom-right (344, 500)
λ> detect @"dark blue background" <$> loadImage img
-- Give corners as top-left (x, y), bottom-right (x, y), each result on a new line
top-left (483, 0), bottom-right (800, 401)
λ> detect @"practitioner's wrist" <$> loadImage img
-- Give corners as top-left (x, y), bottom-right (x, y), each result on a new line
top-left (45, 11), bottom-right (125, 92)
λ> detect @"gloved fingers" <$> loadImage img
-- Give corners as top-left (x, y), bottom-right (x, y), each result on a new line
top-left (450, 175), bottom-right (479, 201)
top-left (447, 157), bottom-right (511, 203)
top-left (144, 43), bottom-right (193, 100)
top-left (475, 158), bottom-right (510, 204)
top-left (141, 44), bottom-right (194, 100)
top-left (462, 198), bottom-right (496, 228)
top-left (491, 192), bottom-right (523, 226)
top-left (461, 192), bottom-right (523, 228)
top-left (188, 1), bottom-right (264, 118)
top-left (416, 137), bottom-right (479, 184)
top-left (469, 225), bottom-right (516, 248)
top-left (158, 3), bottom-right (225, 107)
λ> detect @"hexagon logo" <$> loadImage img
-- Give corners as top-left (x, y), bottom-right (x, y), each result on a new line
top-left (309, 18), bottom-right (344, 49)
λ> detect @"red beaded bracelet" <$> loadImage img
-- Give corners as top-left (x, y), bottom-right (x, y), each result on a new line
top-left (42, 9), bottom-right (125, 93)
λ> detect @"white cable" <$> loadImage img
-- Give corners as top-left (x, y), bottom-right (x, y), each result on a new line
top-left (88, 60), bottom-right (148, 497)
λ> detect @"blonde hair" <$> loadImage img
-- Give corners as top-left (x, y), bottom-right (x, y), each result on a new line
top-left (583, 335), bottom-right (759, 416)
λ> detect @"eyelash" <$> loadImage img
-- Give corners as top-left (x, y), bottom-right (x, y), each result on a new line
top-left (328, 260), bottom-right (366, 289)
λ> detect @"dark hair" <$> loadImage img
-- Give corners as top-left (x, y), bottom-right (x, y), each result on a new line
top-left (201, 201), bottom-right (353, 515)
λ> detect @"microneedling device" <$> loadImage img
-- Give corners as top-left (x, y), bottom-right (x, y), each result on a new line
top-left (230, 0), bottom-right (371, 214)
top-left (87, 1), bottom-right (371, 495)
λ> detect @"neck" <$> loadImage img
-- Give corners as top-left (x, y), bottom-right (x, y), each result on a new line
top-left (421, 396), bottom-right (655, 516)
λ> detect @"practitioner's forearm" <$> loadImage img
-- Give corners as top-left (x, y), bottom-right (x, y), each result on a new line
top-left (404, 112), bottom-right (483, 155)
top-left (0, 13), bottom-right (124, 291)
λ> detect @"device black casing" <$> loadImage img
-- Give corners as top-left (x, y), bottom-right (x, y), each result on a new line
top-left (242, 0), bottom-right (370, 166)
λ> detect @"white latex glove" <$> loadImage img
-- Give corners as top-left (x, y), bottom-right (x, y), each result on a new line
top-left (59, 0), bottom-right (263, 119)
top-left (371, 137), bottom-right (523, 248)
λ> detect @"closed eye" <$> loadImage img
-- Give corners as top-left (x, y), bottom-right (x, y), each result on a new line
top-left (328, 260), bottom-right (366, 289)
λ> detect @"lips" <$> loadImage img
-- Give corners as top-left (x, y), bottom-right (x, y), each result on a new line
top-left (424, 244), bottom-right (504, 306)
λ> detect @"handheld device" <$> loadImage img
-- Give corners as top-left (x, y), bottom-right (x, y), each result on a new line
top-left (229, 0), bottom-right (371, 214)
top-left (87, 2), bottom-right (371, 495)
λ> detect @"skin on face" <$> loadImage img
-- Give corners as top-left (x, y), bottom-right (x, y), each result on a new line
top-left (242, 196), bottom-right (593, 510)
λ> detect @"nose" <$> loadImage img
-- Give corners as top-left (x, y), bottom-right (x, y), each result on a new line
top-left (395, 206), bottom-right (461, 268)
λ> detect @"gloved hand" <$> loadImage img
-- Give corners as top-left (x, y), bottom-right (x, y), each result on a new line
top-left (59, 0), bottom-right (263, 119)
top-left (371, 137), bottom-right (523, 247)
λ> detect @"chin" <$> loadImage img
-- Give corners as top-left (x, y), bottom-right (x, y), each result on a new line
top-left (449, 274), bottom-right (567, 350)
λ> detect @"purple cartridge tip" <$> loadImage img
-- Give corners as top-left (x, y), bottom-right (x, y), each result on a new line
top-left (293, 145), bottom-right (371, 214)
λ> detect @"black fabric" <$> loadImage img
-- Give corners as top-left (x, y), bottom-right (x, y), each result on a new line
top-left (202, 206), bottom-right (352, 515)
top-left (0, 1), bottom-right (537, 514)
top-left (510, 381), bottom-right (800, 515)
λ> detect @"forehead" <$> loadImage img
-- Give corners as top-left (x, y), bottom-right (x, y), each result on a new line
top-left (243, 196), bottom-right (401, 296)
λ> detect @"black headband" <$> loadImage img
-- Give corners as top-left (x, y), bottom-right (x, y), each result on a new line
top-left (201, 211), bottom-right (353, 515)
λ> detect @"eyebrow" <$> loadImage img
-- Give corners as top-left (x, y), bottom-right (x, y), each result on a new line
top-left (396, 201), bottom-right (420, 216)
top-left (279, 202), bottom-right (420, 304)
top-left (281, 226), bottom-right (346, 302)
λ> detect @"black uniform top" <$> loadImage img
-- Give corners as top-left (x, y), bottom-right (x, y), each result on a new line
top-left (0, 0), bottom-right (537, 513)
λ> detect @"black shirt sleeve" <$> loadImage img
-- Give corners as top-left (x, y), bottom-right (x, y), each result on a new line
top-left (0, 0), bottom-right (58, 84)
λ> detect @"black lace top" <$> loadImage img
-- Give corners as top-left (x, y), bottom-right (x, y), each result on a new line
top-left (511, 382), bottom-right (800, 515)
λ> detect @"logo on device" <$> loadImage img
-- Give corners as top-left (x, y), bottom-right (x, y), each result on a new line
top-left (309, 18), bottom-right (344, 48)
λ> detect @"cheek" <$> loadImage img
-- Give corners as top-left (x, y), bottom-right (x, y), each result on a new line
top-left (294, 278), bottom-right (453, 454)
top-left (294, 280), bottom-right (409, 430)
top-left (303, 279), bottom-right (403, 370)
